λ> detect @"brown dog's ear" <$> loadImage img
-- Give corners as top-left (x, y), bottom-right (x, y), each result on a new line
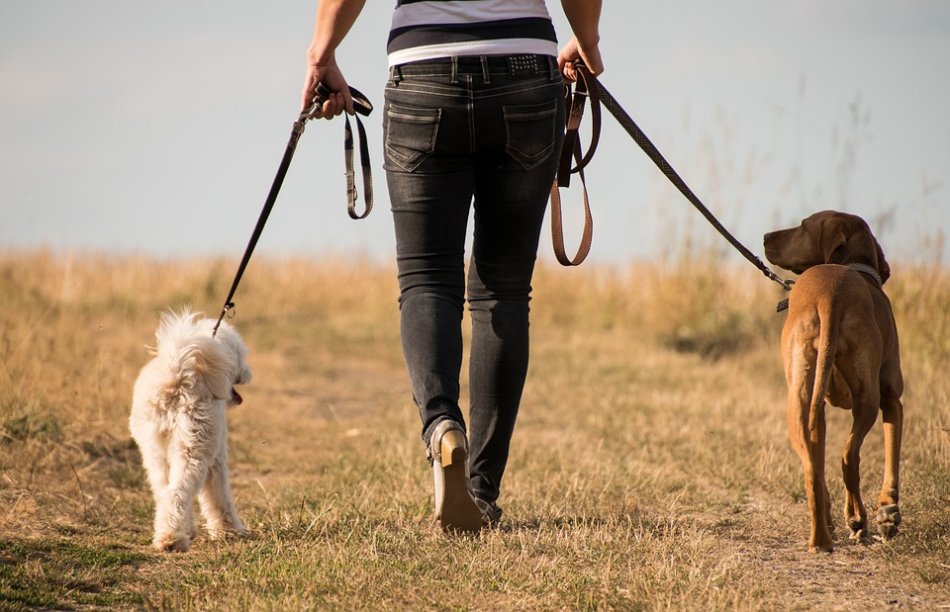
top-left (874, 236), bottom-right (891, 284)
top-left (819, 220), bottom-right (848, 264)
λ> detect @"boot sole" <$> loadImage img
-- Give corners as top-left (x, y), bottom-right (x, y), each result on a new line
top-left (438, 431), bottom-right (483, 534)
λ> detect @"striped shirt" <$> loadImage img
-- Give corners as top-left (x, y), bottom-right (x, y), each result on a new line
top-left (388, 0), bottom-right (558, 67)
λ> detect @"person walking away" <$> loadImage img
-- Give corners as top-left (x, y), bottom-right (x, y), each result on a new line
top-left (302, 0), bottom-right (603, 533)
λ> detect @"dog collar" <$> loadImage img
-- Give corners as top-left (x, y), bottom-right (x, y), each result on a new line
top-left (847, 263), bottom-right (882, 287)
top-left (777, 263), bottom-right (881, 313)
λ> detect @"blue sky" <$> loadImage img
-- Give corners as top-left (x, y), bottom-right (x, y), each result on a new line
top-left (2, 1), bottom-right (948, 265)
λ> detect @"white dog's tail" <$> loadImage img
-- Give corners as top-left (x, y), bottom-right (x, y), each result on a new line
top-left (154, 310), bottom-right (236, 410)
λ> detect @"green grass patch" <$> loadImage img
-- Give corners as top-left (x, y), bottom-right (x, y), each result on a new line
top-left (0, 538), bottom-right (149, 609)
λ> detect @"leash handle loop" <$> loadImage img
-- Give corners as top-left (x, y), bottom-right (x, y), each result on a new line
top-left (569, 68), bottom-right (602, 175)
top-left (550, 137), bottom-right (594, 266)
top-left (550, 65), bottom-right (601, 266)
top-left (556, 69), bottom-right (601, 188)
top-left (344, 113), bottom-right (373, 219)
top-left (305, 83), bottom-right (375, 220)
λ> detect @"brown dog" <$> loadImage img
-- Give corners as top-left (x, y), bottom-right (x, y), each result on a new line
top-left (763, 210), bottom-right (903, 552)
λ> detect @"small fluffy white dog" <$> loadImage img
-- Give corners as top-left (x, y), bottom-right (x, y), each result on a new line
top-left (130, 309), bottom-right (251, 552)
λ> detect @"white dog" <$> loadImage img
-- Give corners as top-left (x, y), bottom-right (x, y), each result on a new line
top-left (130, 309), bottom-right (251, 552)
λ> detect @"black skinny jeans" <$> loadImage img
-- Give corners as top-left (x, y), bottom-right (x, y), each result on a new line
top-left (383, 55), bottom-right (565, 505)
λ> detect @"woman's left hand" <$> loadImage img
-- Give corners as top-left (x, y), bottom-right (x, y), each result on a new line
top-left (301, 58), bottom-right (354, 118)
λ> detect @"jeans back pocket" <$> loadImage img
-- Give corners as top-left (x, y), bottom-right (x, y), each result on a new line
top-left (503, 100), bottom-right (558, 170)
top-left (385, 103), bottom-right (442, 173)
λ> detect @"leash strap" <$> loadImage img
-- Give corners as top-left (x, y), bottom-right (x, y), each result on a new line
top-left (586, 68), bottom-right (788, 288)
top-left (311, 83), bottom-right (374, 220)
top-left (212, 84), bottom-right (374, 336)
top-left (343, 102), bottom-right (374, 219)
top-left (552, 65), bottom-right (793, 294)
top-left (550, 70), bottom-right (600, 266)
top-left (550, 137), bottom-right (594, 266)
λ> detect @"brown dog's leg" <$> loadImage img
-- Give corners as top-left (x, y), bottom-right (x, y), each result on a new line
top-left (823, 481), bottom-right (834, 541)
top-left (841, 397), bottom-right (877, 541)
top-left (877, 391), bottom-right (903, 538)
top-left (787, 386), bottom-right (834, 552)
top-left (811, 405), bottom-right (833, 552)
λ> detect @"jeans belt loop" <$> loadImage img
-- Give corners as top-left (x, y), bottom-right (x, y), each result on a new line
top-left (450, 56), bottom-right (459, 84)
top-left (480, 56), bottom-right (491, 84)
top-left (548, 56), bottom-right (559, 82)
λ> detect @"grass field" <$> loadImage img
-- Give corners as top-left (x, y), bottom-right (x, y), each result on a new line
top-left (1, 251), bottom-right (948, 610)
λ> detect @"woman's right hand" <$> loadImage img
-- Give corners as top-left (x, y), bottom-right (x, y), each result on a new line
top-left (557, 35), bottom-right (604, 83)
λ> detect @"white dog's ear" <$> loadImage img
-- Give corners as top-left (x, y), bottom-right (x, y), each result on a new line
top-left (214, 323), bottom-right (252, 385)
top-left (192, 336), bottom-right (239, 400)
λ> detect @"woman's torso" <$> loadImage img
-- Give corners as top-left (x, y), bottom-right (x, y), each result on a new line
top-left (388, 0), bottom-right (558, 66)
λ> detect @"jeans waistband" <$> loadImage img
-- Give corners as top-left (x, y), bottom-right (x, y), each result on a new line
top-left (390, 54), bottom-right (559, 83)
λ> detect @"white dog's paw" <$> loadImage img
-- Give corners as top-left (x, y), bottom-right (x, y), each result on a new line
top-left (153, 531), bottom-right (192, 553)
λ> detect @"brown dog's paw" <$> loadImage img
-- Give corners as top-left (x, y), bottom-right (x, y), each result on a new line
top-left (809, 529), bottom-right (835, 553)
top-left (876, 504), bottom-right (901, 540)
top-left (847, 519), bottom-right (868, 542)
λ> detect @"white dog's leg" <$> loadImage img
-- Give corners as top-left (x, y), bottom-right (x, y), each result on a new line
top-left (198, 413), bottom-right (247, 538)
top-left (186, 503), bottom-right (199, 541)
top-left (130, 420), bottom-right (169, 498)
top-left (199, 458), bottom-right (247, 538)
top-left (130, 415), bottom-right (175, 546)
top-left (153, 417), bottom-right (216, 553)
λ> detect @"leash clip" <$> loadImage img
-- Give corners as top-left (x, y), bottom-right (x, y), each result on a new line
top-left (212, 302), bottom-right (235, 337)
top-left (775, 278), bottom-right (794, 312)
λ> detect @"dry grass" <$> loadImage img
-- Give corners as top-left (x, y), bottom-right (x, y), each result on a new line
top-left (1, 250), bottom-right (948, 610)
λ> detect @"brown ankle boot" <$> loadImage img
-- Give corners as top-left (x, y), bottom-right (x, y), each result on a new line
top-left (429, 420), bottom-right (483, 534)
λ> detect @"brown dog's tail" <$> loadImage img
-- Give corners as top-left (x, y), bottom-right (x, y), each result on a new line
top-left (809, 298), bottom-right (840, 435)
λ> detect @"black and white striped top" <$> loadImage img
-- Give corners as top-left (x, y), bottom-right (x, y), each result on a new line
top-left (388, 0), bottom-right (558, 67)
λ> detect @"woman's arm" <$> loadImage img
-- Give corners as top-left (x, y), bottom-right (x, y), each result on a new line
top-left (558, 0), bottom-right (604, 81)
top-left (301, 0), bottom-right (367, 116)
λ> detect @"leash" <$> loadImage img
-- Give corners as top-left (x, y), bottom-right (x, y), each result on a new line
top-left (550, 68), bottom-right (598, 266)
top-left (212, 83), bottom-right (374, 336)
top-left (551, 65), bottom-right (795, 296)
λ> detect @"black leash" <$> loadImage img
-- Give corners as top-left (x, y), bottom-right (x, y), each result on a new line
top-left (552, 65), bottom-right (794, 295)
top-left (212, 84), bottom-right (374, 336)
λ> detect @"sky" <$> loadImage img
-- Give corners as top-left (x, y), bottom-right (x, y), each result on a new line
top-left (1, 1), bottom-right (948, 266)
